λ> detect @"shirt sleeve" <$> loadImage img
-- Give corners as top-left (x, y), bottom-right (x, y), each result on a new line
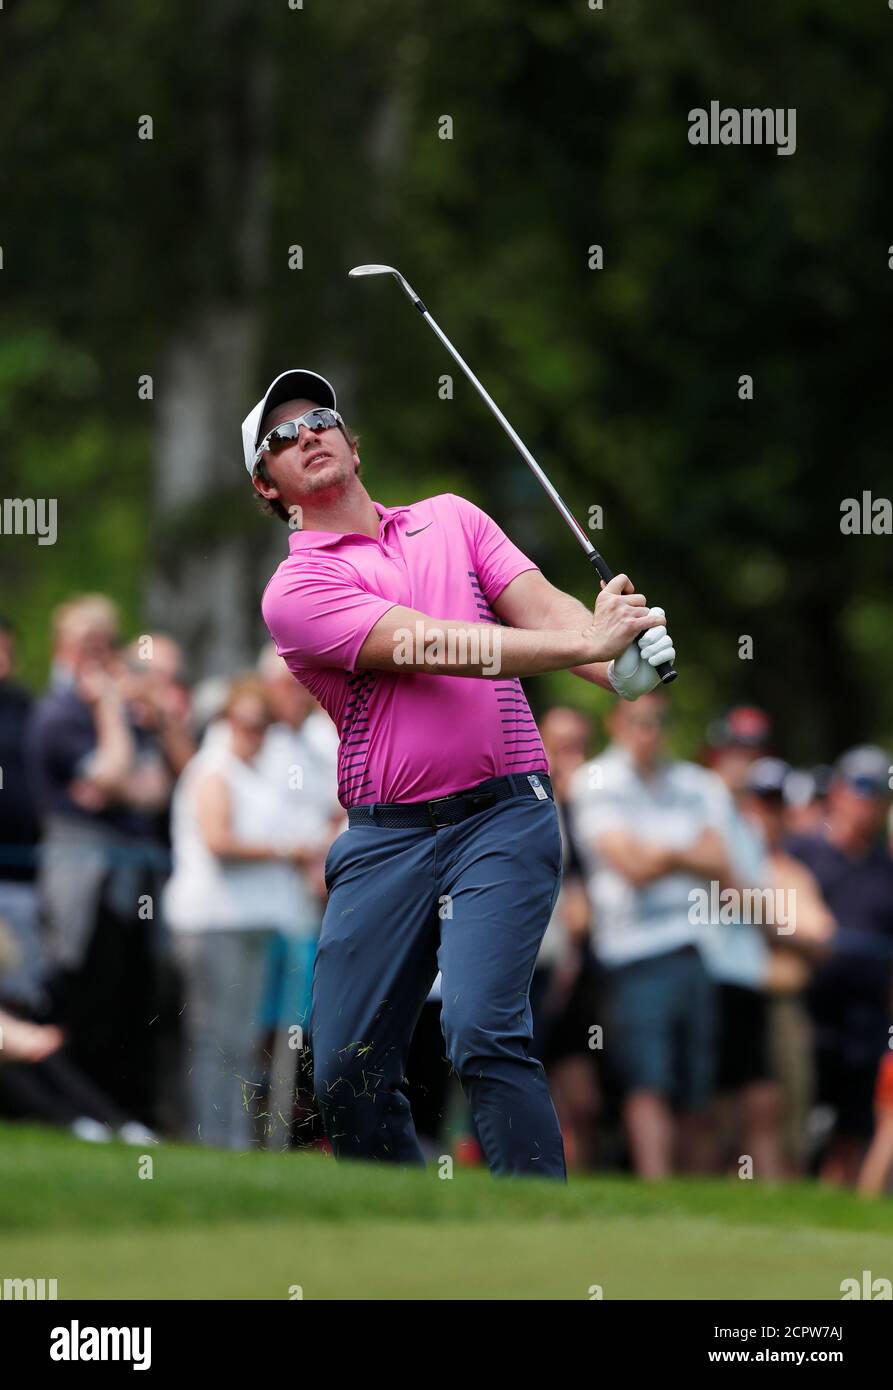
top-left (262, 557), bottom-right (397, 674)
top-left (447, 494), bottom-right (539, 603)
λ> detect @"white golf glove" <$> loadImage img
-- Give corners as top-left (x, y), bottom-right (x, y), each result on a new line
top-left (608, 608), bottom-right (676, 701)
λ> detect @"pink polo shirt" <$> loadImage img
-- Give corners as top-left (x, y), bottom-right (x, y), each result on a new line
top-left (261, 492), bottom-right (548, 807)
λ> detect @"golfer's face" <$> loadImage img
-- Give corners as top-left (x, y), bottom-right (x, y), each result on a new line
top-left (260, 398), bottom-right (357, 501)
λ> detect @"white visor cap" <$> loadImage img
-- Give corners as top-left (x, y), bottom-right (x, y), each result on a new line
top-left (241, 369), bottom-right (337, 475)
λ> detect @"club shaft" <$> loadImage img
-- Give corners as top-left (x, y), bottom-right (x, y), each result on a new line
top-left (417, 306), bottom-right (596, 557)
top-left (397, 285), bottom-right (676, 685)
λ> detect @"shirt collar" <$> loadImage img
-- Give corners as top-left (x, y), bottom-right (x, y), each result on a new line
top-left (287, 501), bottom-right (412, 552)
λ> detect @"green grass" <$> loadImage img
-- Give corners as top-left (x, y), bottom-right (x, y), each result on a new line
top-left (2, 1123), bottom-right (892, 1299)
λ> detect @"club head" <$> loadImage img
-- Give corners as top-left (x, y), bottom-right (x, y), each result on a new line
top-left (349, 264), bottom-right (399, 279)
top-left (348, 263), bottom-right (421, 305)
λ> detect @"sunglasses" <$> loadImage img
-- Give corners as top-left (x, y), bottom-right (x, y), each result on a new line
top-left (254, 408), bottom-right (343, 467)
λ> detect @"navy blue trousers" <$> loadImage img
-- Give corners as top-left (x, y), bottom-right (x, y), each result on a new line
top-left (311, 791), bottom-right (566, 1178)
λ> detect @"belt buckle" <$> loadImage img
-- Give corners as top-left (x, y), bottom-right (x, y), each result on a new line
top-left (427, 794), bottom-right (460, 828)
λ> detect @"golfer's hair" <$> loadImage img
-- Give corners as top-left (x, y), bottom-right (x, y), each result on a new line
top-left (252, 418), bottom-right (360, 523)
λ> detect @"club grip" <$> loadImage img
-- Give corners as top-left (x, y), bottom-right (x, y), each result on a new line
top-left (587, 548), bottom-right (678, 685)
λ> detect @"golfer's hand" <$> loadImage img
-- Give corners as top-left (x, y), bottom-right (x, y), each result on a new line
top-left (608, 607), bottom-right (676, 701)
top-left (584, 574), bottom-right (664, 664)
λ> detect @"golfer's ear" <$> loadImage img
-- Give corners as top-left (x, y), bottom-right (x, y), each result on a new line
top-left (252, 469), bottom-right (279, 501)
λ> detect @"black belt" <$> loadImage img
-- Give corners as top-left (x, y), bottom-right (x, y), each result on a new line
top-left (347, 773), bottom-right (553, 829)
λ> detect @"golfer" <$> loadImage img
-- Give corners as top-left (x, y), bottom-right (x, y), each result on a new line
top-left (243, 369), bottom-right (676, 1178)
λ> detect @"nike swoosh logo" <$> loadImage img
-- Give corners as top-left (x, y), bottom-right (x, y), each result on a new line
top-left (405, 523), bottom-right (433, 537)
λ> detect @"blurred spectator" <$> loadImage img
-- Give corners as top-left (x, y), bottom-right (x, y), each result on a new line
top-left (163, 677), bottom-right (322, 1150)
top-left (740, 758), bottom-right (835, 1175)
top-left (255, 643), bottom-right (340, 855)
top-left (255, 645), bottom-right (341, 1149)
top-left (533, 707), bottom-right (601, 1170)
top-left (704, 705), bottom-right (772, 789)
top-left (28, 597), bottom-right (171, 959)
top-left (700, 708), bottom-right (783, 1181)
top-left (0, 1005), bottom-right (153, 1143)
top-left (257, 642), bottom-right (339, 767)
top-left (0, 918), bottom-right (154, 1144)
top-left (858, 1052), bottom-right (893, 1196)
top-left (0, 618), bottom-right (43, 1010)
top-left (120, 631), bottom-right (197, 1131)
top-left (190, 675), bottom-right (230, 742)
top-left (788, 746), bottom-right (893, 1184)
top-left (26, 595), bottom-right (173, 1124)
top-left (571, 691), bottom-right (736, 1178)
top-left (0, 1007), bottom-right (62, 1064)
top-left (783, 765), bottom-right (832, 836)
top-left (123, 634), bottom-right (196, 783)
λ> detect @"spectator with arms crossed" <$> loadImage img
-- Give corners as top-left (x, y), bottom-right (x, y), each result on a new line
top-left (571, 690), bottom-right (737, 1178)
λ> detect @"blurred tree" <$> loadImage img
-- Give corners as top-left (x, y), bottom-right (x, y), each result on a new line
top-left (1, 0), bottom-right (891, 760)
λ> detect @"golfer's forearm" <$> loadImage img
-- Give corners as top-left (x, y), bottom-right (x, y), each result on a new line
top-left (568, 659), bottom-right (614, 691)
top-left (538, 589), bottom-right (593, 631)
top-left (479, 625), bottom-right (594, 678)
top-left (357, 610), bottom-right (592, 677)
top-left (424, 623), bottom-right (591, 678)
top-left (525, 588), bottom-right (614, 691)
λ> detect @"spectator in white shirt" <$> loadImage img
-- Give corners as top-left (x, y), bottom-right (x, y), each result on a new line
top-left (164, 677), bottom-right (318, 1149)
top-left (570, 691), bottom-right (737, 1178)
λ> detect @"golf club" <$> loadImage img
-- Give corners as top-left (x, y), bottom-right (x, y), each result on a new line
top-left (349, 264), bottom-right (677, 684)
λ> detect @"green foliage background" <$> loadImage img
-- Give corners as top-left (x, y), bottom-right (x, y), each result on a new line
top-left (1, 0), bottom-right (891, 760)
